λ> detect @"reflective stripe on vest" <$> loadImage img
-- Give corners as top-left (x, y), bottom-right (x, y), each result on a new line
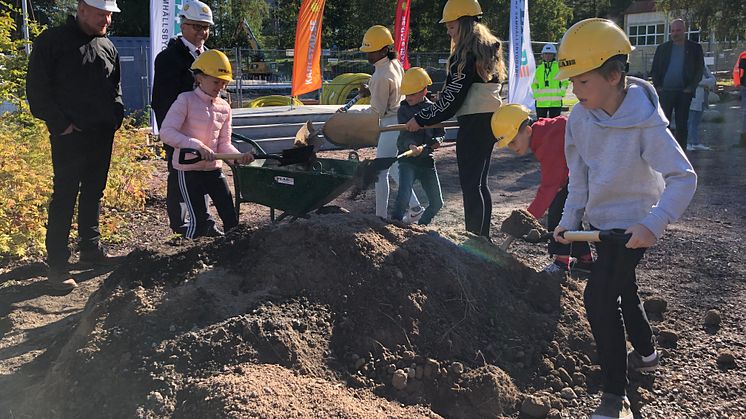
top-left (533, 61), bottom-right (566, 108)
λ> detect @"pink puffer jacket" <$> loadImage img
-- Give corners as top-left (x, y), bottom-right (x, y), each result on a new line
top-left (159, 87), bottom-right (240, 171)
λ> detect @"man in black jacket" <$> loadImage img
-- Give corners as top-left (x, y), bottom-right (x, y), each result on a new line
top-left (651, 19), bottom-right (704, 150)
top-left (26, 0), bottom-right (124, 291)
top-left (151, 0), bottom-right (215, 236)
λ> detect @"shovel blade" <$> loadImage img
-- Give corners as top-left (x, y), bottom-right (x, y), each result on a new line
top-left (323, 112), bottom-right (381, 147)
top-left (277, 144), bottom-right (315, 166)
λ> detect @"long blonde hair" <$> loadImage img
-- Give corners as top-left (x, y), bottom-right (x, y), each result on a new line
top-left (447, 16), bottom-right (506, 83)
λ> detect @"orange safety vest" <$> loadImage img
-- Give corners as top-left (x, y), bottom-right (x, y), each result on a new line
top-left (733, 51), bottom-right (746, 87)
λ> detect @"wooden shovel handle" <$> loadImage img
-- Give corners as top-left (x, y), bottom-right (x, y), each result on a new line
top-left (380, 120), bottom-right (459, 133)
top-left (561, 230), bottom-right (632, 243)
top-left (214, 152), bottom-right (278, 161)
top-left (213, 153), bottom-right (245, 160)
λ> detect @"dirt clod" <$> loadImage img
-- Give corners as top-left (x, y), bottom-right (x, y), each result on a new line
top-left (500, 209), bottom-right (546, 238)
top-left (704, 309), bottom-right (721, 327)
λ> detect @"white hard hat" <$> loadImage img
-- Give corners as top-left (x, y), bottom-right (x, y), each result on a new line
top-left (180, 0), bottom-right (214, 25)
top-left (82, 0), bottom-right (120, 12)
top-left (541, 43), bottom-right (557, 54)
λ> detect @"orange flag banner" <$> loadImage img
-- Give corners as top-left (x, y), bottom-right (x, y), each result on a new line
top-left (291, 0), bottom-right (326, 97)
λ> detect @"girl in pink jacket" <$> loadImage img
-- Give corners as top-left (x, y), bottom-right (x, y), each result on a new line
top-left (160, 50), bottom-right (253, 238)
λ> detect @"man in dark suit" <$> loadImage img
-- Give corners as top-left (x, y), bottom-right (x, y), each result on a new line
top-left (151, 0), bottom-right (215, 235)
top-left (651, 18), bottom-right (704, 151)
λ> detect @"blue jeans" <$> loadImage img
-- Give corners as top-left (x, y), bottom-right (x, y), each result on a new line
top-left (392, 162), bottom-right (443, 225)
top-left (687, 109), bottom-right (703, 146)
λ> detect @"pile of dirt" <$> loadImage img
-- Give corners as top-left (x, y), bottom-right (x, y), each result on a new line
top-left (16, 214), bottom-right (598, 418)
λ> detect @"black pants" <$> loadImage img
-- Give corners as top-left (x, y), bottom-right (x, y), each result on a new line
top-left (584, 234), bottom-right (654, 397)
top-left (456, 113), bottom-right (495, 237)
top-left (177, 169), bottom-right (238, 239)
top-left (46, 128), bottom-right (114, 269)
top-left (165, 145), bottom-right (213, 233)
top-left (659, 90), bottom-right (693, 150)
top-left (547, 185), bottom-right (591, 257)
top-left (536, 106), bottom-right (562, 119)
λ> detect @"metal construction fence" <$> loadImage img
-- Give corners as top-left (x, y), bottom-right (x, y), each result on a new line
top-left (112, 38), bottom-right (746, 111)
top-left (628, 41), bottom-right (746, 78)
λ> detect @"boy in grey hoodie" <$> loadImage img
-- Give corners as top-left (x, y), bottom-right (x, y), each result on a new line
top-left (553, 19), bottom-right (697, 419)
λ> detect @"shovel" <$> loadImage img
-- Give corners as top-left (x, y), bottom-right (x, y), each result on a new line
top-left (293, 93), bottom-right (365, 149)
top-left (323, 112), bottom-right (458, 147)
top-left (178, 144), bottom-right (314, 166)
top-left (521, 229), bottom-right (632, 244)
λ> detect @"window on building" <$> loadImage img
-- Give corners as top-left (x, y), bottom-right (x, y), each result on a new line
top-left (628, 23), bottom-right (666, 46)
top-left (687, 27), bottom-right (701, 43)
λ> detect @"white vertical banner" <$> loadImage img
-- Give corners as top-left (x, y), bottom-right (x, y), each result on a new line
top-left (508, 0), bottom-right (536, 109)
top-left (149, 0), bottom-right (184, 133)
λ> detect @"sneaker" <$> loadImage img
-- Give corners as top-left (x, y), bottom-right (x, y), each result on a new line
top-left (402, 206), bottom-right (425, 224)
top-left (627, 349), bottom-right (659, 372)
top-left (686, 144), bottom-right (695, 151)
top-left (591, 393), bottom-right (633, 419)
top-left (544, 260), bottom-right (569, 273)
top-left (692, 144), bottom-right (711, 151)
top-left (79, 247), bottom-right (123, 267)
top-left (196, 226), bottom-right (225, 238)
top-left (47, 268), bottom-right (78, 291)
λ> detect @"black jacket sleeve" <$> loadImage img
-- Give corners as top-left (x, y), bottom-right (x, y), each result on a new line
top-left (414, 54), bottom-right (478, 126)
top-left (650, 42), bottom-right (668, 89)
top-left (26, 30), bottom-right (70, 135)
top-left (687, 42), bottom-right (704, 93)
top-left (151, 40), bottom-right (195, 130)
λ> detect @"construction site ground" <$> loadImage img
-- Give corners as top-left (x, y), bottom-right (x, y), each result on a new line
top-left (1, 99), bottom-right (744, 418)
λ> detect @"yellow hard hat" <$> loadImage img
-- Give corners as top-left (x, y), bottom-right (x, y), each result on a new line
top-left (360, 25), bottom-right (394, 53)
top-left (491, 104), bottom-right (531, 148)
top-left (401, 67), bottom-right (433, 96)
top-left (191, 50), bottom-right (233, 81)
top-left (555, 18), bottom-right (634, 80)
top-left (440, 0), bottom-right (482, 23)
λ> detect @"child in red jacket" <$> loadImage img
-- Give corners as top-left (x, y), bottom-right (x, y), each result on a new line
top-left (492, 104), bottom-right (593, 273)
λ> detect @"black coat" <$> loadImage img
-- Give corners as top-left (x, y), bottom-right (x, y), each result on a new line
top-left (151, 37), bottom-right (197, 129)
top-left (650, 40), bottom-right (704, 93)
top-left (26, 15), bottom-right (123, 135)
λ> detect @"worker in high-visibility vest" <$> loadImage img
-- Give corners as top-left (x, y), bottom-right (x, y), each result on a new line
top-left (532, 43), bottom-right (568, 118)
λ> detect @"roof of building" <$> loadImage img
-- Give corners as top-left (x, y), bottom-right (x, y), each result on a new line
top-left (624, 0), bottom-right (657, 15)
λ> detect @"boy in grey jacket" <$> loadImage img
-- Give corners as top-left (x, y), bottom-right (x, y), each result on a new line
top-left (553, 19), bottom-right (697, 419)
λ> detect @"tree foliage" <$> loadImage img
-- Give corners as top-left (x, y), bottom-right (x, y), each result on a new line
top-left (656, 0), bottom-right (746, 42)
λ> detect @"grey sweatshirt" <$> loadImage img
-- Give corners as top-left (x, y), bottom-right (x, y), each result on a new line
top-left (559, 77), bottom-right (697, 238)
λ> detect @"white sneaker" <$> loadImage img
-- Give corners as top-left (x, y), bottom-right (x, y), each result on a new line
top-left (686, 144), bottom-right (695, 151)
top-left (402, 206), bottom-right (425, 224)
top-left (692, 144), bottom-right (711, 150)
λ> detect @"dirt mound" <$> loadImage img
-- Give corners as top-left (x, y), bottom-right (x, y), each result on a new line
top-left (17, 213), bottom-right (596, 418)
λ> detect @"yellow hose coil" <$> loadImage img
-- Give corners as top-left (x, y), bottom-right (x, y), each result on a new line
top-left (246, 95), bottom-right (304, 108)
top-left (320, 73), bottom-right (371, 105)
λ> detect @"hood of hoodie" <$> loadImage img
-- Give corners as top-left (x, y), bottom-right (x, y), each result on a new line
top-left (586, 76), bottom-right (669, 130)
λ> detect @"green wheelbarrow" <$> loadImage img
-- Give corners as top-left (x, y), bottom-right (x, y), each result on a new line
top-left (229, 133), bottom-right (361, 223)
